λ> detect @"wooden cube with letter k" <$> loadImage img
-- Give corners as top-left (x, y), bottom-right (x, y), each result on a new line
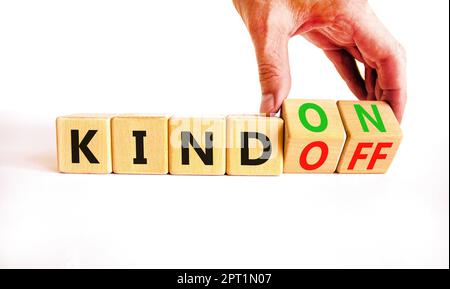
top-left (336, 101), bottom-right (403, 174)
top-left (56, 114), bottom-right (113, 173)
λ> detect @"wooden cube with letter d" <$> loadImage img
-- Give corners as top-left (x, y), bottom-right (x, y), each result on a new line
top-left (226, 115), bottom-right (284, 176)
top-left (336, 101), bottom-right (403, 174)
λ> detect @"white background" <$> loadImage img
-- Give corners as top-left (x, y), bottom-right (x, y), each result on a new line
top-left (0, 0), bottom-right (448, 268)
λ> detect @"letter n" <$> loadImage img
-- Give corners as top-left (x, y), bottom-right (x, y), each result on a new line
top-left (354, 104), bottom-right (386, 132)
top-left (181, 131), bottom-right (213, 165)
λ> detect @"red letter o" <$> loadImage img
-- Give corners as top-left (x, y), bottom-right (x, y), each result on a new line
top-left (299, 141), bottom-right (329, 170)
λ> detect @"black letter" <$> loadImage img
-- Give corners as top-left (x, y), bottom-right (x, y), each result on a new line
top-left (181, 131), bottom-right (213, 165)
top-left (241, 132), bottom-right (272, 165)
top-left (71, 130), bottom-right (99, 164)
top-left (133, 131), bottom-right (147, 165)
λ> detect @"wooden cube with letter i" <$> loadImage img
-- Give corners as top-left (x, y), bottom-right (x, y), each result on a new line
top-left (282, 99), bottom-right (346, 173)
top-left (226, 115), bottom-right (284, 176)
top-left (112, 115), bottom-right (169, 174)
top-left (336, 101), bottom-right (403, 174)
top-left (56, 114), bottom-right (113, 174)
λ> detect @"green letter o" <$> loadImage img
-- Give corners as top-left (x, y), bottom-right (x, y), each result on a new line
top-left (298, 103), bottom-right (328, 132)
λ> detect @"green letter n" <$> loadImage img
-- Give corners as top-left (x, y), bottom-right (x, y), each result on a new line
top-left (354, 104), bottom-right (386, 133)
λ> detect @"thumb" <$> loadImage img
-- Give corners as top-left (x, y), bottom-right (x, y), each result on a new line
top-left (251, 31), bottom-right (291, 114)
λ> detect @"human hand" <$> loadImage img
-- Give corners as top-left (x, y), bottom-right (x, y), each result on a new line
top-left (233, 0), bottom-right (407, 122)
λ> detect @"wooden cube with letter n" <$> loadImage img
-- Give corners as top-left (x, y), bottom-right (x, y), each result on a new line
top-left (169, 117), bottom-right (226, 175)
top-left (282, 99), bottom-right (346, 173)
top-left (226, 115), bottom-right (283, 176)
top-left (56, 114), bottom-right (113, 173)
top-left (112, 115), bottom-right (169, 174)
top-left (336, 101), bottom-right (403, 174)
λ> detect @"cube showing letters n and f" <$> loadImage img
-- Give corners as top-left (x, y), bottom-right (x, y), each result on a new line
top-left (336, 101), bottom-right (403, 174)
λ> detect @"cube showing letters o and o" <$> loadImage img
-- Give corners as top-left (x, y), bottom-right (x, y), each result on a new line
top-left (282, 100), bottom-right (346, 173)
top-left (56, 114), bottom-right (113, 174)
top-left (226, 115), bottom-right (284, 176)
top-left (336, 101), bottom-right (403, 174)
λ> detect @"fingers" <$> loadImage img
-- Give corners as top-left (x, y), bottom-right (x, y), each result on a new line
top-left (233, 0), bottom-right (303, 114)
top-left (353, 7), bottom-right (407, 122)
top-left (375, 52), bottom-right (407, 122)
top-left (346, 46), bottom-right (365, 63)
top-left (324, 49), bottom-right (367, 100)
top-left (232, 0), bottom-right (292, 114)
top-left (364, 65), bottom-right (377, 100)
top-left (251, 30), bottom-right (291, 114)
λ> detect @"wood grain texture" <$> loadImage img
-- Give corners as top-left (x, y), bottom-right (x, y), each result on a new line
top-left (56, 114), bottom-right (113, 174)
top-left (226, 115), bottom-right (283, 176)
top-left (336, 101), bottom-right (403, 174)
top-left (169, 117), bottom-right (226, 175)
top-left (282, 99), bottom-right (346, 173)
top-left (111, 115), bottom-right (168, 174)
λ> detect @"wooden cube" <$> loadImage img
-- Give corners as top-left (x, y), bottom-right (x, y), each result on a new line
top-left (282, 99), bottom-right (346, 173)
top-left (111, 115), bottom-right (168, 174)
top-left (336, 101), bottom-right (403, 174)
top-left (226, 115), bottom-right (283, 176)
top-left (169, 117), bottom-right (226, 175)
top-left (56, 114), bottom-right (113, 174)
